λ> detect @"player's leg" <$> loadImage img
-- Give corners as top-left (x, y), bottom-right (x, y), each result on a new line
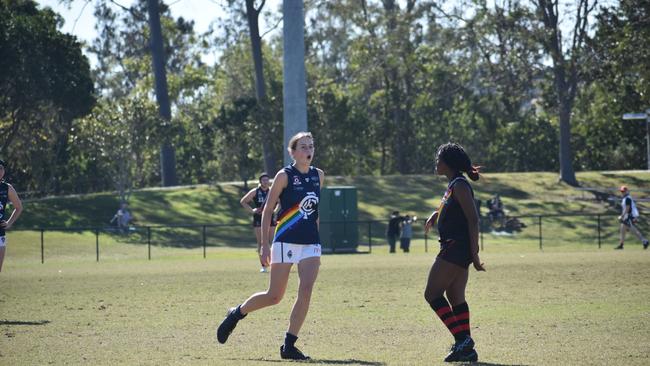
top-left (0, 245), bottom-right (5, 272)
top-left (424, 258), bottom-right (464, 336)
top-left (254, 227), bottom-right (267, 272)
top-left (242, 262), bottom-right (292, 313)
top-left (628, 222), bottom-right (649, 248)
top-left (445, 269), bottom-right (478, 362)
top-left (217, 263), bottom-right (292, 344)
top-left (282, 255), bottom-right (320, 360)
top-left (616, 223), bottom-right (627, 249)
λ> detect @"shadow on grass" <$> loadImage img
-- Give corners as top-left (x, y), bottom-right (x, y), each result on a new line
top-left (459, 363), bottom-right (529, 366)
top-left (0, 320), bottom-right (50, 326)
top-left (233, 358), bottom-right (384, 365)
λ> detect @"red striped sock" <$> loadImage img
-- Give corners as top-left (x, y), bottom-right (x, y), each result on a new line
top-left (452, 302), bottom-right (471, 339)
top-left (429, 297), bottom-right (464, 341)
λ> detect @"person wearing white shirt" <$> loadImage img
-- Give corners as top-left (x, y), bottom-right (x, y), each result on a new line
top-left (615, 185), bottom-right (648, 250)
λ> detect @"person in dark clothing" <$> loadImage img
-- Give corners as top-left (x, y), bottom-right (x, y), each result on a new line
top-left (240, 173), bottom-right (278, 272)
top-left (400, 215), bottom-right (415, 253)
top-left (387, 211), bottom-right (402, 253)
top-left (0, 159), bottom-right (23, 272)
top-left (424, 143), bottom-right (485, 363)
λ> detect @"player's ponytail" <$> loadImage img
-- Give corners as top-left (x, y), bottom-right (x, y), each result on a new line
top-left (436, 142), bottom-right (480, 181)
top-left (466, 165), bottom-right (481, 181)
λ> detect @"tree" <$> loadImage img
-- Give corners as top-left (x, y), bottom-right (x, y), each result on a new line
top-left (244, 0), bottom-right (277, 174)
top-left (532, 0), bottom-right (598, 186)
top-left (147, 0), bottom-right (176, 186)
top-left (0, 0), bottom-right (95, 193)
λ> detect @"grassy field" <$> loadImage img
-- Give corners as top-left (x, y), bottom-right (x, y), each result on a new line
top-left (1, 245), bottom-right (649, 365)
top-left (2, 171), bottom-right (650, 364)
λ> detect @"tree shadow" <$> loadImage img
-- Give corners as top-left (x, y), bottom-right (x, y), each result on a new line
top-left (459, 362), bottom-right (529, 366)
top-left (232, 358), bottom-right (384, 365)
top-left (0, 320), bottom-right (50, 326)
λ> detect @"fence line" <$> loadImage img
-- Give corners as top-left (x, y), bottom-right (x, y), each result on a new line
top-left (15, 213), bottom-right (626, 263)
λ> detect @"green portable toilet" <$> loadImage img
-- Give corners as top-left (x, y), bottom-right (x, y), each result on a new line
top-left (319, 186), bottom-right (358, 253)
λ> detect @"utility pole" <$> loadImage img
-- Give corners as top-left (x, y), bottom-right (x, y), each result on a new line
top-left (282, 0), bottom-right (308, 164)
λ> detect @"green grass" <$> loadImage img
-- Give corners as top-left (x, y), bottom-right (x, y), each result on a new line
top-left (9, 170), bottom-right (650, 262)
top-left (3, 171), bottom-right (650, 364)
top-left (1, 246), bottom-right (649, 365)
top-left (18, 171), bottom-right (650, 228)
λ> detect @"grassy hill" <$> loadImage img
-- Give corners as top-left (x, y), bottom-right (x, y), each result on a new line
top-left (16, 170), bottom-right (650, 228)
top-left (7, 170), bottom-right (650, 258)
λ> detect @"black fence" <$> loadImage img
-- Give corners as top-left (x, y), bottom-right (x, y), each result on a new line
top-left (12, 212), bottom-right (643, 263)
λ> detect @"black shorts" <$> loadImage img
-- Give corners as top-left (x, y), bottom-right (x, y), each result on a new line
top-left (253, 214), bottom-right (277, 228)
top-left (437, 238), bottom-right (472, 269)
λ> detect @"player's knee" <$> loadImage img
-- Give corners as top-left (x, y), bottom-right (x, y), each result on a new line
top-left (267, 292), bottom-right (284, 305)
top-left (424, 289), bottom-right (440, 305)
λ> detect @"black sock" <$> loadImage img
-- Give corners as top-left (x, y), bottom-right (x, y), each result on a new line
top-left (284, 332), bottom-right (298, 349)
top-left (451, 302), bottom-right (471, 340)
top-left (233, 305), bottom-right (247, 319)
top-left (428, 296), bottom-right (463, 341)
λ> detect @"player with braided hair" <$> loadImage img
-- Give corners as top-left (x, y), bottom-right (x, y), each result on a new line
top-left (424, 142), bottom-right (484, 362)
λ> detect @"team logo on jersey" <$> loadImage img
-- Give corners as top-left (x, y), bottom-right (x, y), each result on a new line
top-left (293, 176), bottom-right (301, 186)
top-left (299, 192), bottom-right (319, 218)
top-left (287, 250), bottom-right (293, 258)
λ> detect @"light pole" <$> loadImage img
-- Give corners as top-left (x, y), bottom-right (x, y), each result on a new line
top-left (623, 108), bottom-right (650, 170)
top-left (283, 0), bottom-right (308, 165)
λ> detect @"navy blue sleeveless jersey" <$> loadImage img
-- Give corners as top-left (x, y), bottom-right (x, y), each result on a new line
top-left (0, 182), bottom-right (8, 237)
top-left (273, 165), bottom-right (321, 244)
top-left (437, 175), bottom-right (474, 241)
top-left (254, 187), bottom-right (270, 209)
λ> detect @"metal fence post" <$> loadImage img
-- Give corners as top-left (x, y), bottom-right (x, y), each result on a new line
top-left (597, 214), bottom-right (601, 249)
top-left (368, 222), bottom-right (372, 253)
top-left (95, 229), bottom-right (100, 262)
top-left (425, 233), bottom-right (428, 253)
top-left (538, 216), bottom-right (542, 250)
top-left (40, 228), bottom-right (44, 264)
top-left (147, 226), bottom-right (151, 260)
top-left (202, 225), bottom-right (207, 259)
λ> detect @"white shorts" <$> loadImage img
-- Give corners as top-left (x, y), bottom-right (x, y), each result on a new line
top-left (0, 236), bottom-right (5, 248)
top-left (271, 242), bottom-right (321, 264)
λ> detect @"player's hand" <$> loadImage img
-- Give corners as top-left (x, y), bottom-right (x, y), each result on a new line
top-left (0, 220), bottom-right (6, 229)
top-left (424, 211), bottom-right (438, 235)
top-left (472, 256), bottom-right (485, 271)
top-left (259, 245), bottom-right (271, 267)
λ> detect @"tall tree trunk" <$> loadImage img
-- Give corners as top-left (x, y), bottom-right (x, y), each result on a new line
top-left (383, 0), bottom-right (409, 174)
top-left (534, 0), bottom-right (595, 187)
top-left (558, 97), bottom-right (576, 185)
top-left (245, 0), bottom-right (276, 174)
top-left (147, 0), bottom-right (177, 186)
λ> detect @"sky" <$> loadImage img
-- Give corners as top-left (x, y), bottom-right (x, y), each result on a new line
top-left (37, 0), bottom-right (283, 65)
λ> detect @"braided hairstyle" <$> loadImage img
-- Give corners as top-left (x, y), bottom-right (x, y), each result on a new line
top-left (436, 143), bottom-right (480, 181)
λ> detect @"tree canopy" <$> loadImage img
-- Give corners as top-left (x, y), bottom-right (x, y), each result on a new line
top-left (2, 0), bottom-right (648, 195)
